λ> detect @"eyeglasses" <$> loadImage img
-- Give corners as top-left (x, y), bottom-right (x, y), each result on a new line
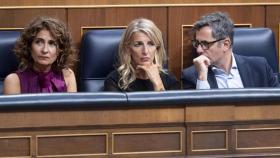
top-left (192, 38), bottom-right (225, 50)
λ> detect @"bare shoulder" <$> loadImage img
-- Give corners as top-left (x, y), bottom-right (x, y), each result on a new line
top-left (62, 68), bottom-right (75, 77)
top-left (3, 73), bottom-right (21, 94)
top-left (4, 73), bottom-right (20, 85)
top-left (62, 68), bottom-right (77, 92)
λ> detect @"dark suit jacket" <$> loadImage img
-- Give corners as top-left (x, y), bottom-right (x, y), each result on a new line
top-left (182, 54), bottom-right (280, 89)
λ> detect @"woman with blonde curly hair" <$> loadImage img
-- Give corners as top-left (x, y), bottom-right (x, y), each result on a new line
top-left (104, 18), bottom-right (179, 91)
top-left (4, 16), bottom-right (77, 94)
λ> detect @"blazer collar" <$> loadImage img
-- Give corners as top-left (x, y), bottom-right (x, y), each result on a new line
top-left (234, 54), bottom-right (252, 87)
top-left (207, 53), bottom-right (251, 88)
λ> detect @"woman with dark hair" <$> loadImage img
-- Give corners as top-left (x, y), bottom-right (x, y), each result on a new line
top-left (4, 16), bottom-right (77, 94)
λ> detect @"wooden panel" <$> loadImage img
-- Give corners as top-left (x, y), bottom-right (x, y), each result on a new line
top-left (186, 105), bottom-right (235, 122)
top-left (191, 130), bottom-right (228, 151)
top-left (186, 104), bottom-right (280, 123)
top-left (235, 104), bottom-right (280, 121)
top-left (168, 6), bottom-right (265, 78)
top-left (0, 136), bottom-right (30, 157)
top-left (187, 126), bottom-right (233, 156)
top-left (266, 5), bottom-right (280, 68)
top-left (0, 9), bottom-right (66, 28)
top-left (182, 25), bottom-right (197, 71)
top-left (0, 107), bottom-right (184, 129)
top-left (68, 7), bottom-right (167, 47)
top-left (112, 131), bottom-right (182, 154)
top-left (37, 134), bottom-right (107, 156)
top-left (236, 128), bottom-right (280, 150)
top-left (0, 0), bottom-right (280, 7)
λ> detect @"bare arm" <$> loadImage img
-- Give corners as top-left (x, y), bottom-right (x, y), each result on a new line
top-left (3, 73), bottom-right (21, 95)
top-left (62, 68), bottom-right (77, 92)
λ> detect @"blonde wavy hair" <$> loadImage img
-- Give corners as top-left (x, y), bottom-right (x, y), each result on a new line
top-left (117, 18), bottom-right (167, 90)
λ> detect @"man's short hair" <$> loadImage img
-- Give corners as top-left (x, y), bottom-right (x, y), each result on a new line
top-left (192, 12), bottom-right (234, 45)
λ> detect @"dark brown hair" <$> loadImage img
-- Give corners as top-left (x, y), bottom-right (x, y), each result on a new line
top-left (14, 16), bottom-right (77, 71)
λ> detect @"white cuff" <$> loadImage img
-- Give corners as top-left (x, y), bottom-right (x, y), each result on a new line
top-left (196, 79), bottom-right (210, 89)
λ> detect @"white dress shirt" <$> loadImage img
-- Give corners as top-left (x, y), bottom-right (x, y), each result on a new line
top-left (196, 54), bottom-right (244, 89)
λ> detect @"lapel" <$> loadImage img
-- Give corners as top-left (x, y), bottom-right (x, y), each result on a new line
top-left (234, 54), bottom-right (252, 87)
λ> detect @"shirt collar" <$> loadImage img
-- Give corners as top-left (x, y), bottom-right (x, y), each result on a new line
top-left (231, 53), bottom-right (238, 69)
top-left (212, 53), bottom-right (238, 75)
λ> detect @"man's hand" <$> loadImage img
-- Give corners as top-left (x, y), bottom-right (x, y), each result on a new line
top-left (193, 55), bottom-right (211, 81)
